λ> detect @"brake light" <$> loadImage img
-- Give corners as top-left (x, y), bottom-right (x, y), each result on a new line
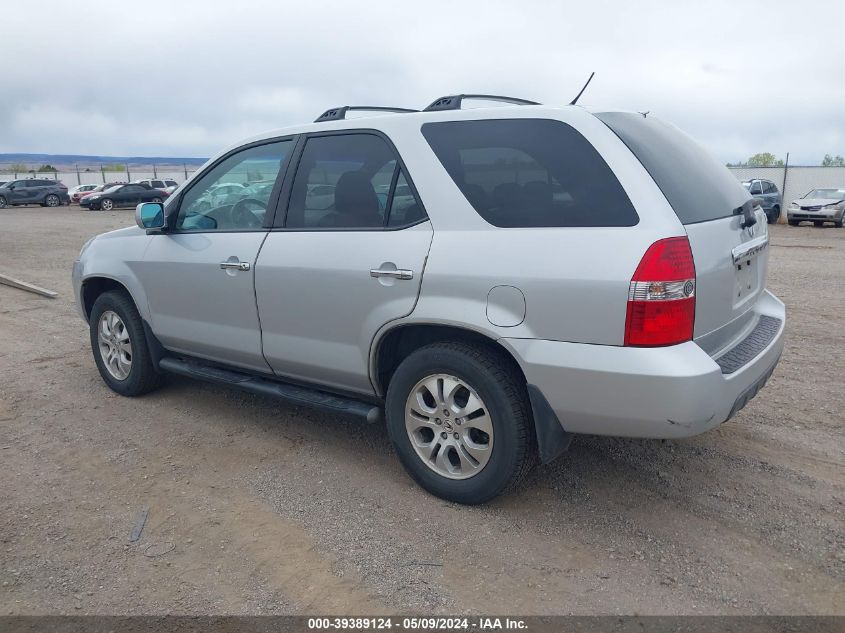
top-left (624, 237), bottom-right (696, 347)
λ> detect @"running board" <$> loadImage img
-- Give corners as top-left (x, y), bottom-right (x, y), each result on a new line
top-left (158, 357), bottom-right (382, 423)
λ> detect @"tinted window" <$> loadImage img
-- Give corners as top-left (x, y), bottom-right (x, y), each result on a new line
top-left (151, 180), bottom-right (165, 188)
top-left (285, 133), bottom-right (423, 229)
top-left (422, 119), bottom-right (638, 227)
top-left (165, 180), bottom-right (178, 187)
top-left (749, 181), bottom-right (763, 195)
top-left (177, 140), bottom-right (292, 232)
top-left (595, 112), bottom-right (751, 224)
top-left (387, 170), bottom-right (426, 227)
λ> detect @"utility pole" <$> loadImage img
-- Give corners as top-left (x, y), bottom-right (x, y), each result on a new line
top-left (780, 152), bottom-right (789, 224)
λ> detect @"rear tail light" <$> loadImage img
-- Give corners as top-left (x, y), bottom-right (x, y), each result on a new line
top-left (624, 237), bottom-right (696, 347)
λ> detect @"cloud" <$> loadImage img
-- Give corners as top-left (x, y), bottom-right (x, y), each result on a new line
top-left (1, 0), bottom-right (842, 164)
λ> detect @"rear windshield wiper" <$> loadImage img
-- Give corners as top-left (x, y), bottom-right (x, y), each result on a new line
top-left (734, 200), bottom-right (757, 229)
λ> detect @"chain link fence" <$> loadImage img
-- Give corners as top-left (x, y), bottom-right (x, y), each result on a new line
top-left (0, 164), bottom-right (201, 187)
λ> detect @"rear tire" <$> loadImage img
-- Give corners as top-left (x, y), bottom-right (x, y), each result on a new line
top-left (0, 196), bottom-right (6, 209)
top-left (45, 194), bottom-right (60, 207)
top-left (89, 291), bottom-right (162, 397)
top-left (385, 341), bottom-right (534, 504)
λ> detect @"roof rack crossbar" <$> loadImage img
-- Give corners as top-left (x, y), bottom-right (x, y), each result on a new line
top-left (314, 106), bottom-right (419, 123)
top-left (423, 94), bottom-right (540, 112)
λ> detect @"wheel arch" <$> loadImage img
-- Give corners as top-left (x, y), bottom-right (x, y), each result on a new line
top-left (81, 276), bottom-right (137, 320)
top-left (372, 321), bottom-right (572, 465)
top-left (371, 322), bottom-right (527, 398)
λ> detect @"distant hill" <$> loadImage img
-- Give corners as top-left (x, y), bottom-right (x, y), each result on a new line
top-left (0, 153), bottom-right (208, 169)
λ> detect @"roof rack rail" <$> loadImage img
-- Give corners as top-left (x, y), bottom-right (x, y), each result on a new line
top-left (423, 94), bottom-right (540, 112)
top-left (314, 106), bottom-right (419, 123)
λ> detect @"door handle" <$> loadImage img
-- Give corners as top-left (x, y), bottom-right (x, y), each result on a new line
top-left (219, 261), bottom-right (250, 271)
top-left (370, 268), bottom-right (413, 280)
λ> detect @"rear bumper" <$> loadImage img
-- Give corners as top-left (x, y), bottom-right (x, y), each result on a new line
top-left (502, 290), bottom-right (785, 439)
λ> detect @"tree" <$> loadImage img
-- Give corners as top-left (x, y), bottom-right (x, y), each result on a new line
top-left (37, 164), bottom-right (58, 172)
top-left (746, 153), bottom-right (784, 167)
top-left (7, 162), bottom-right (27, 172)
top-left (102, 163), bottom-right (126, 172)
top-left (821, 154), bottom-right (845, 167)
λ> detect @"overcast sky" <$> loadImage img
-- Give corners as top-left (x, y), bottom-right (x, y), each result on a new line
top-left (2, 0), bottom-right (843, 164)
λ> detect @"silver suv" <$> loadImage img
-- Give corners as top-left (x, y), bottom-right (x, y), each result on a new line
top-left (73, 96), bottom-right (785, 504)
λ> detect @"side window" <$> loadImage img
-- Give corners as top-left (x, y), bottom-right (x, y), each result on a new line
top-left (422, 119), bottom-right (638, 227)
top-left (285, 134), bottom-right (422, 229)
top-left (387, 170), bottom-right (425, 227)
top-left (750, 181), bottom-right (763, 195)
top-left (151, 180), bottom-right (165, 189)
top-left (176, 140), bottom-right (292, 232)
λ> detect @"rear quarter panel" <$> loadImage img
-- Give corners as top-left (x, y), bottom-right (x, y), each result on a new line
top-left (372, 107), bottom-right (686, 347)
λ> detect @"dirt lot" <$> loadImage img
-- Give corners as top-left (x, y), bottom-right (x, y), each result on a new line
top-left (0, 206), bottom-right (843, 616)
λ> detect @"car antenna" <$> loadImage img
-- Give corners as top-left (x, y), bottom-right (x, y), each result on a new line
top-left (569, 71), bottom-right (595, 106)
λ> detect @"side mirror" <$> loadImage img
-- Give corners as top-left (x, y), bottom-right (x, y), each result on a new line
top-left (136, 202), bottom-right (165, 230)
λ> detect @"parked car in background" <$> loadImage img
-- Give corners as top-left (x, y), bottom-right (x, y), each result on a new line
top-left (742, 179), bottom-right (781, 224)
top-left (787, 188), bottom-right (845, 227)
top-left (69, 183), bottom-right (100, 203)
top-left (0, 181), bottom-right (8, 188)
top-left (81, 183), bottom-right (165, 211)
top-left (79, 182), bottom-right (128, 204)
top-left (134, 178), bottom-right (179, 196)
top-left (73, 99), bottom-right (785, 504)
top-left (0, 179), bottom-right (69, 208)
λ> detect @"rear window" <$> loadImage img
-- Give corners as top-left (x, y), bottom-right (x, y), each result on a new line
top-left (421, 119), bottom-right (638, 228)
top-left (595, 112), bottom-right (751, 224)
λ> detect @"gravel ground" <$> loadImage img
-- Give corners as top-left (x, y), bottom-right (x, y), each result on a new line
top-left (0, 206), bottom-right (843, 615)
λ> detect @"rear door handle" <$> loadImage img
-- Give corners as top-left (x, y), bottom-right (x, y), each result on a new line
top-left (220, 260), bottom-right (250, 271)
top-left (370, 268), bottom-right (413, 280)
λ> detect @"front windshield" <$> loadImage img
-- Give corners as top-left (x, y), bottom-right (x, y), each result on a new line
top-left (804, 189), bottom-right (845, 200)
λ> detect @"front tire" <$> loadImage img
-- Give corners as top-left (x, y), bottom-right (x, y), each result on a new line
top-left (89, 291), bottom-right (161, 397)
top-left (385, 342), bottom-right (534, 504)
top-left (0, 196), bottom-right (6, 209)
top-left (100, 198), bottom-right (114, 211)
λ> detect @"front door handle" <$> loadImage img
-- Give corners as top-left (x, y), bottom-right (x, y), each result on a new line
top-left (219, 260), bottom-right (250, 271)
top-left (370, 267), bottom-right (413, 280)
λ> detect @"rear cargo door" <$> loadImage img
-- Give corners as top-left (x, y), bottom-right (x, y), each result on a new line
top-left (595, 112), bottom-right (768, 351)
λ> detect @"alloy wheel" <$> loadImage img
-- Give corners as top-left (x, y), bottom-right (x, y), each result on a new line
top-left (46, 194), bottom-right (60, 207)
top-left (404, 373), bottom-right (493, 479)
top-left (97, 310), bottom-right (132, 380)
top-left (101, 199), bottom-right (113, 211)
